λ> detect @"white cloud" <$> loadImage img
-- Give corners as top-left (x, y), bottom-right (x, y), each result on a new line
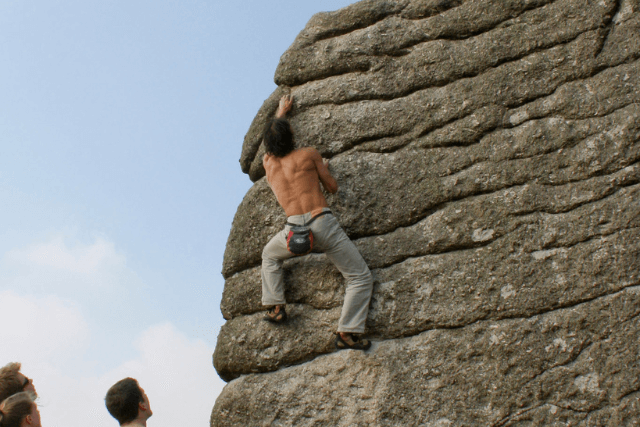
top-left (2, 296), bottom-right (224, 427)
top-left (0, 234), bottom-right (153, 365)
top-left (0, 235), bottom-right (227, 427)
top-left (7, 235), bottom-right (125, 275)
top-left (1, 234), bottom-right (141, 295)
top-left (0, 291), bottom-right (90, 366)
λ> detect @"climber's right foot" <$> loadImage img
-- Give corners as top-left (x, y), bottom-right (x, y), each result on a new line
top-left (335, 332), bottom-right (371, 351)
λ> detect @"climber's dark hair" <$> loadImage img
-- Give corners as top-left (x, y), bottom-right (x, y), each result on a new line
top-left (105, 378), bottom-right (143, 425)
top-left (263, 118), bottom-right (295, 157)
top-left (0, 391), bottom-right (36, 427)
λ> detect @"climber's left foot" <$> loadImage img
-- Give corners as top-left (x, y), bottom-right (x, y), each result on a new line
top-left (264, 305), bottom-right (287, 323)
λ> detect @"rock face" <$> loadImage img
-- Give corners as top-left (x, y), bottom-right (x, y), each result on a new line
top-left (212, 0), bottom-right (640, 425)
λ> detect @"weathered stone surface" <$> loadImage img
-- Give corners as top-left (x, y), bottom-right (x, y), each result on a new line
top-left (221, 254), bottom-right (345, 320)
top-left (214, 0), bottom-right (640, 425)
top-left (213, 305), bottom-right (341, 382)
top-left (224, 92), bottom-right (640, 277)
top-left (240, 0), bottom-right (640, 179)
top-left (249, 28), bottom-right (611, 180)
top-left (212, 287), bottom-right (640, 426)
top-left (220, 170), bottom-right (640, 323)
top-left (216, 183), bottom-right (639, 378)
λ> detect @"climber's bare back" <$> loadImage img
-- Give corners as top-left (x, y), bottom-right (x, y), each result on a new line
top-left (263, 147), bottom-right (337, 217)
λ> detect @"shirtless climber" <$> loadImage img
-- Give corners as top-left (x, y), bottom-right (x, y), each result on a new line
top-left (261, 94), bottom-right (374, 350)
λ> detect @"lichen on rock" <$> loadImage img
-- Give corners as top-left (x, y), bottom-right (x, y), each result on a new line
top-left (213, 0), bottom-right (640, 425)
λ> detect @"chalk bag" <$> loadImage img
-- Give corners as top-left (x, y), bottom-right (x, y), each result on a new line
top-left (285, 210), bottom-right (330, 256)
top-left (287, 226), bottom-right (313, 255)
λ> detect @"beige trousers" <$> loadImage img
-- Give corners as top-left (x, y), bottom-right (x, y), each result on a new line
top-left (261, 209), bottom-right (373, 333)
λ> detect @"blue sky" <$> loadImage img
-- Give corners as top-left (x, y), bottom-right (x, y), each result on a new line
top-left (0, 1), bottom-right (354, 425)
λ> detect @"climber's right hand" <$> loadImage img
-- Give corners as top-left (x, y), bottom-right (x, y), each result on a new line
top-left (276, 95), bottom-right (293, 118)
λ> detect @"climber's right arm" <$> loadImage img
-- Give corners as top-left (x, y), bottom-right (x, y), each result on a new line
top-left (275, 95), bottom-right (293, 118)
top-left (315, 153), bottom-right (337, 194)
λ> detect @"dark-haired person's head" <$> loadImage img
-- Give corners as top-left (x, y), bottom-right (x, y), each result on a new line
top-left (105, 378), bottom-right (152, 426)
top-left (263, 118), bottom-right (295, 157)
top-left (0, 364), bottom-right (36, 404)
top-left (0, 391), bottom-right (41, 427)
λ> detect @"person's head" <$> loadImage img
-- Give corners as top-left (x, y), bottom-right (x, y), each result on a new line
top-left (105, 378), bottom-right (152, 425)
top-left (0, 364), bottom-right (36, 404)
top-left (0, 391), bottom-right (41, 427)
top-left (263, 118), bottom-right (295, 157)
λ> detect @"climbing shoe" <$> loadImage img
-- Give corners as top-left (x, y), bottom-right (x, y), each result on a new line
top-left (335, 333), bottom-right (372, 351)
top-left (264, 305), bottom-right (287, 324)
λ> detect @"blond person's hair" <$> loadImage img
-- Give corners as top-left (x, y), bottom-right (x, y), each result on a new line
top-left (0, 392), bottom-right (36, 427)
